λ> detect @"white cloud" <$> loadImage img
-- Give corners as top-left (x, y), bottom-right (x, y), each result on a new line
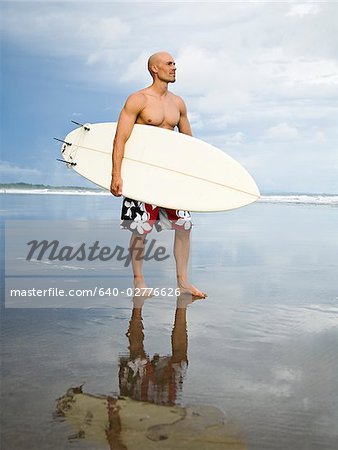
top-left (287, 3), bottom-right (320, 18)
top-left (187, 111), bottom-right (204, 131)
top-left (175, 46), bottom-right (253, 112)
top-left (0, 161), bottom-right (41, 177)
top-left (85, 18), bottom-right (131, 66)
top-left (225, 132), bottom-right (245, 146)
top-left (120, 51), bottom-right (151, 84)
top-left (2, 6), bottom-right (130, 61)
top-left (313, 130), bottom-right (326, 144)
top-left (265, 123), bottom-right (299, 141)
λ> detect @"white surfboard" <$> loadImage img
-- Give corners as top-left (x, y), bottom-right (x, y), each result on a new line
top-left (60, 122), bottom-right (260, 212)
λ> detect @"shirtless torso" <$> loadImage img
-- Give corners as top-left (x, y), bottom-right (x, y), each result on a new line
top-left (135, 88), bottom-right (181, 130)
top-left (110, 86), bottom-right (192, 196)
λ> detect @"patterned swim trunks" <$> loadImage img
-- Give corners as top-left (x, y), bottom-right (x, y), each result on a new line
top-left (121, 197), bottom-right (192, 235)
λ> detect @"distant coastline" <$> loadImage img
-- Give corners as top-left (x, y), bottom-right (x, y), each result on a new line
top-left (0, 183), bottom-right (337, 205)
top-left (0, 182), bottom-right (108, 196)
top-left (0, 182), bottom-right (104, 191)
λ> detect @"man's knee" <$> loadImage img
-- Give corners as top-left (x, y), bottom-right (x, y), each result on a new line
top-left (130, 232), bottom-right (147, 248)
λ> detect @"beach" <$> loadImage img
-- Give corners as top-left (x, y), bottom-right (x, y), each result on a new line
top-left (1, 192), bottom-right (338, 449)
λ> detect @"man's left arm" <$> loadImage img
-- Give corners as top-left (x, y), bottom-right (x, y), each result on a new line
top-left (176, 96), bottom-right (192, 137)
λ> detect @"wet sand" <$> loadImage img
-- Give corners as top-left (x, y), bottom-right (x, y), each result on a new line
top-left (1, 195), bottom-right (338, 449)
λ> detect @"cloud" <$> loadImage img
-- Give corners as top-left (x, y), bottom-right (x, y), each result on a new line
top-left (226, 132), bottom-right (245, 145)
top-left (0, 161), bottom-right (41, 178)
top-left (120, 51), bottom-right (152, 84)
top-left (265, 123), bottom-right (299, 141)
top-left (174, 46), bottom-right (253, 114)
top-left (2, 1), bottom-right (338, 192)
top-left (2, 5), bottom-right (130, 62)
top-left (287, 3), bottom-right (320, 18)
top-left (283, 2), bottom-right (338, 59)
top-left (313, 131), bottom-right (326, 144)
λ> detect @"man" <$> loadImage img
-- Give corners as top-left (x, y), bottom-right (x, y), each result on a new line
top-left (110, 51), bottom-right (206, 298)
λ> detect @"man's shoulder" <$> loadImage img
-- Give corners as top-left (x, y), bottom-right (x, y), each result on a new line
top-left (124, 91), bottom-right (147, 111)
top-left (127, 90), bottom-right (147, 102)
top-left (167, 90), bottom-right (181, 99)
top-left (170, 92), bottom-right (186, 109)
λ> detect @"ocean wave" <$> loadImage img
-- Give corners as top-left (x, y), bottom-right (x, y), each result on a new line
top-left (1, 188), bottom-right (109, 196)
top-left (259, 194), bottom-right (338, 206)
top-left (1, 187), bottom-right (337, 205)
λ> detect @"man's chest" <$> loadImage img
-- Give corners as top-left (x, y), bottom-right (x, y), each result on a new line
top-left (139, 97), bottom-right (180, 128)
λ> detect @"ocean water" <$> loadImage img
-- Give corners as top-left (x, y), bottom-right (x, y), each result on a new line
top-left (1, 185), bottom-right (338, 206)
top-left (1, 193), bottom-right (338, 450)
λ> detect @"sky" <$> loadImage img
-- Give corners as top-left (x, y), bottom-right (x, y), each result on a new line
top-left (1, 0), bottom-right (338, 193)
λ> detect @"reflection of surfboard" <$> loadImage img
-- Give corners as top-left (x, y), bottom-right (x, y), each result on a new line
top-left (61, 122), bottom-right (260, 212)
top-left (56, 387), bottom-right (247, 449)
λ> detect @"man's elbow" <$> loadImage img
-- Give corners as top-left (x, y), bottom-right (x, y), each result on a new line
top-left (178, 126), bottom-right (193, 137)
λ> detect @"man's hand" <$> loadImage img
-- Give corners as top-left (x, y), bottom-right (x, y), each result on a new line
top-left (110, 175), bottom-right (123, 196)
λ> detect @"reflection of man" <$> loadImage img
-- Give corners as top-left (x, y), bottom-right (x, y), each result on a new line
top-left (119, 296), bottom-right (190, 406)
top-left (110, 51), bottom-right (206, 298)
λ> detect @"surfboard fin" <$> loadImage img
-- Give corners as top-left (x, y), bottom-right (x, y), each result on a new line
top-left (56, 158), bottom-right (77, 167)
top-left (54, 137), bottom-right (72, 147)
top-left (71, 120), bottom-right (90, 131)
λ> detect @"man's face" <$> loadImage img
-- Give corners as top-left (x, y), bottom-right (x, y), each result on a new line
top-left (155, 54), bottom-right (176, 83)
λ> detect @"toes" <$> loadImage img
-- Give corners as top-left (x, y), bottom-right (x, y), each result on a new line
top-left (191, 288), bottom-right (207, 298)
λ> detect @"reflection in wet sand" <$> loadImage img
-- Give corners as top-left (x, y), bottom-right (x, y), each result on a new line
top-left (55, 296), bottom-right (246, 449)
top-left (119, 295), bottom-right (190, 406)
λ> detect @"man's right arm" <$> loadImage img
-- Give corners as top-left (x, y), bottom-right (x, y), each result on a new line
top-left (110, 93), bottom-right (146, 196)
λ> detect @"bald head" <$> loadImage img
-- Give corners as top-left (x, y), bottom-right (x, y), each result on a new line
top-left (147, 51), bottom-right (175, 79)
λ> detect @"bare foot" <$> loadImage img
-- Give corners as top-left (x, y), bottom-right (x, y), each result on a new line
top-left (134, 275), bottom-right (147, 289)
top-left (132, 295), bottom-right (148, 309)
top-left (133, 276), bottom-right (153, 298)
top-left (177, 278), bottom-right (207, 299)
top-left (177, 293), bottom-right (206, 308)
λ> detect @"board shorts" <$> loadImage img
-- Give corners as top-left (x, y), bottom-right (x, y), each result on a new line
top-left (121, 197), bottom-right (192, 235)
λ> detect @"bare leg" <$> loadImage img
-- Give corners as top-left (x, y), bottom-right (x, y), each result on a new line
top-left (174, 228), bottom-right (207, 298)
top-left (129, 233), bottom-right (148, 290)
top-left (171, 303), bottom-right (188, 363)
